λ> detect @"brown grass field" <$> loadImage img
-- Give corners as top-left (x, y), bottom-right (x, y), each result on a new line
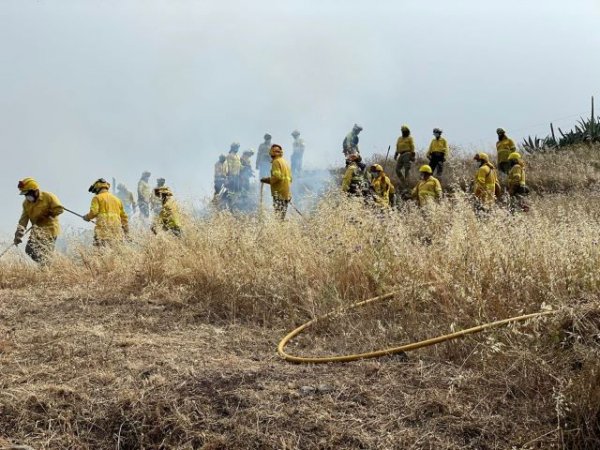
top-left (1, 145), bottom-right (600, 449)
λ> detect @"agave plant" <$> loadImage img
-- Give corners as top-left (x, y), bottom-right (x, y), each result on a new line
top-left (524, 97), bottom-right (600, 152)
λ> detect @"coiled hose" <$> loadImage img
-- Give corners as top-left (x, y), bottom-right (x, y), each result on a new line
top-left (278, 292), bottom-right (555, 364)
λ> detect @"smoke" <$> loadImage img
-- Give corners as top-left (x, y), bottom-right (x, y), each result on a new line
top-left (0, 0), bottom-right (599, 234)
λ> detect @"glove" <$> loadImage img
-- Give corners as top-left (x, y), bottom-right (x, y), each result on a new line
top-left (410, 153), bottom-right (416, 162)
top-left (13, 226), bottom-right (25, 245)
top-left (83, 215), bottom-right (91, 222)
top-left (260, 177), bottom-right (269, 184)
top-left (393, 153), bottom-right (398, 161)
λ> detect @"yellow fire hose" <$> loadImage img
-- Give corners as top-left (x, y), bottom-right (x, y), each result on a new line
top-left (277, 292), bottom-right (556, 363)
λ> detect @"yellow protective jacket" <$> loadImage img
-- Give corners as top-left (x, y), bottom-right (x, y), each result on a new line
top-left (85, 190), bottom-right (129, 240)
top-left (138, 179), bottom-right (152, 203)
top-left (412, 176), bottom-right (442, 207)
top-left (214, 161), bottom-right (228, 178)
top-left (341, 163), bottom-right (363, 192)
top-left (227, 154), bottom-right (242, 176)
top-left (508, 162), bottom-right (526, 194)
top-left (371, 173), bottom-right (394, 207)
top-left (474, 163), bottom-right (497, 204)
top-left (18, 191), bottom-right (64, 239)
top-left (157, 197), bottom-right (181, 231)
top-left (496, 137), bottom-right (517, 163)
top-left (264, 156), bottom-right (292, 200)
top-left (395, 136), bottom-right (415, 155)
top-left (427, 137), bottom-right (449, 158)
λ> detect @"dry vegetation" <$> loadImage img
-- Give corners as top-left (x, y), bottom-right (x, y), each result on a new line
top-left (1, 145), bottom-right (600, 449)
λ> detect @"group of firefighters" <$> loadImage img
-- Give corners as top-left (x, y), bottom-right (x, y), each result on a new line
top-left (213, 131), bottom-right (305, 211)
top-left (12, 125), bottom-right (527, 265)
top-left (341, 124), bottom-right (528, 211)
top-left (13, 173), bottom-right (182, 264)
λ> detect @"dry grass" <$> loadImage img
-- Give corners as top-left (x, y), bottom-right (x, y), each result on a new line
top-left (1, 145), bottom-right (600, 449)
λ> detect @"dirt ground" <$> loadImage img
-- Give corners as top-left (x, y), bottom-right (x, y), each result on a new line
top-left (0, 285), bottom-right (567, 450)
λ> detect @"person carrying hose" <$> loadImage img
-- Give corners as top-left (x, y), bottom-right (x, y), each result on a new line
top-left (411, 165), bottom-right (442, 207)
top-left (84, 178), bottom-right (129, 246)
top-left (152, 186), bottom-right (182, 237)
top-left (260, 144), bottom-right (293, 220)
top-left (473, 152), bottom-right (498, 211)
top-left (426, 128), bottom-right (449, 176)
top-left (14, 177), bottom-right (64, 263)
top-left (394, 125), bottom-right (416, 186)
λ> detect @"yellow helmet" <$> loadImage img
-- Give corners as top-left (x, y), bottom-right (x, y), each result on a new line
top-left (17, 177), bottom-right (40, 194)
top-left (88, 178), bottom-right (110, 194)
top-left (370, 164), bottom-right (384, 172)
top-left (474, 152), bottom-right (489, 162)
top-left (419, 165), bottom-right (433, 174)
top-left (401, 124), bottom-right (410, 131)
top-left (269, 144), bottom-right (283, 157)
top-left (496, 128), bottom-right (506, 135)
top-left (508, 152), bottom-right (521, 161)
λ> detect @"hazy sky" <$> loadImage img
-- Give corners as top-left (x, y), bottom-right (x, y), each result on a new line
top-left (1, 0), bottom-right (599, 232)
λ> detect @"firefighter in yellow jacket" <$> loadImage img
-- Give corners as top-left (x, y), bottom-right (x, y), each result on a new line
top-left (426, 128), bottom-right (449, 175)
top-left (260, 144), bottom-right (292, 220)
top-left (473, 153), bottom-right (498, 208)
top-left (214, 154), bottom-right (228, 195)
top-left (84, 178), bottom-right (129, 246)
top-left (369, 164), bottom-right (395, 207)
top-left (412, 165), bottom-right (442, 207)
top-left (496, 128), bottom-right (517, 174)
top-left (226, 142), bottom-right (242, 192)
top-left (394, 125), bottom-right (416, 184)
top-left (152, 186), bottom-right (182, 237)
top-left (342, 153), bottom-right (367, 196)
top-left (14, 177), bottom-right (64, 263)
top-left (507, 152), bottom-right (529, 212)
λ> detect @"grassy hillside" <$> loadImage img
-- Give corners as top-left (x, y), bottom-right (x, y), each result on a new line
top-left (1, 145), bottom-right (600, 449)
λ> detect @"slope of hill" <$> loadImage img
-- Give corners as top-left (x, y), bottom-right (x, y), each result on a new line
top-left (1, 145), bottom-right (599, 449)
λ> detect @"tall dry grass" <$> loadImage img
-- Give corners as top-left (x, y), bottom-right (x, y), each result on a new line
top-left (0, 145), bottom-right (599, 449)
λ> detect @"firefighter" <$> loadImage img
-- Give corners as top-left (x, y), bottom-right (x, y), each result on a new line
top-left (14, 177), bottom-right (64, 263)
top-left (214, 154), bottom-right (228, 195)
top-left (256, 133), bottom-right (273, 179)
top-left (394, 125), bottom-right (416, 184)
top-left (226, 142), bottom-right (242, 192)
top-left (84, 178), bottom-right (129, 246)
top-left (260, 144), bottom-right (293, 220)
top-left (240, 149), bottom-right (255, 192)
top-left (369, 164), bottom-right (395, 207)
top-left (473, 153), bottom-right (498, 209)
top-left (412, 165), bottom-right (442, 207)
top-left (426, 128), bottom-right (449, 176)
top-left (342, 124), bottom-right (362, 157)
top-left (291, 130), bottom-right (305, 176)
top-left (116, 183), bottom-right (137, 216)
top-left (137, 171), bottom-right (152, 218)
top-left (342, 153), bottom-right (367, 196)
top-left (507, 152), bottom-right (529, 212)
top-left (152, 186), bottom-right (182, 237)
top-left (496, 128), bottom-right (517, 175)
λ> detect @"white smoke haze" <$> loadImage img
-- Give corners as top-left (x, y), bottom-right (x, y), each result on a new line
top-left (0, 0), bottom-right (599, 233)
